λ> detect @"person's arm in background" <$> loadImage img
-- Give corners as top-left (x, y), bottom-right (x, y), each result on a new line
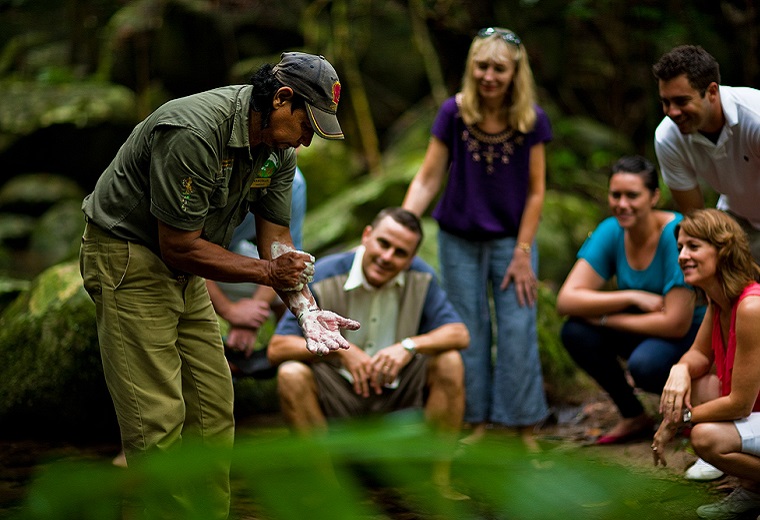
top-left (670, 187), bottom-right (705, 216)
top-left (501, 142), bottom-right (545, 307)
top-left (207, 279), bottom-right (271, 355)
top-left (402, 137), bottom-right (449, 216)
top-left (556, 258), bottom-right (694, 338)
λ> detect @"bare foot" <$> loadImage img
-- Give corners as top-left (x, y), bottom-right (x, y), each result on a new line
top-left (432, 460), bottom-right (470, 501)
top-left (112, 450), bottom-right (128, 468)
top-left (518, 425), bottom-right (541, 453)
top-left (459, 423), bottom-right (487, 445)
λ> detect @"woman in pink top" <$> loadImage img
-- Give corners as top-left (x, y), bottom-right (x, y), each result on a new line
top-left (652, 209), bottom-right (760, 520)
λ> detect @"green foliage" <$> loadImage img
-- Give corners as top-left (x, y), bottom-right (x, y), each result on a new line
top-left (0, 173), bottom-right (85, 214)
top-left (0, 261), bottom-right (113, 437)
top-left (0, 80), bottom-right (136, 151)
top-left (537, 189), bottom-right (605, 286)
top-left (536, 283), bottom-right (595, 404)
top-left (15, 416), bottom-right (714, 519)
top-left (0, 275), bottom-right (29, 312)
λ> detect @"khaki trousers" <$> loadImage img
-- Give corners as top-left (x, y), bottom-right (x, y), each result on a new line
top-left (80, 221), bottom-right (234, 519)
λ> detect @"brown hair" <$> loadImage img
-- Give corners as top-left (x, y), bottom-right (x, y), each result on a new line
top-left (371, 207), bottom-right (424, 251)
top-left (676, 209), bottom-right (760, 301)
top-left (652, 45), bottom-right (720, 96)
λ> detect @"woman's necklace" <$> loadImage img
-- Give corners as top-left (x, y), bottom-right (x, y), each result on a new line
top-left (462, 124), bottom-right (523, 174)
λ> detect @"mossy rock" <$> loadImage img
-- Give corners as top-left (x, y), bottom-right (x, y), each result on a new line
top-left (0, 257), bottom-right (282, 437)
top-left (0, 276), bottom-right (30, 313)
top-left (0, 172), bottom-right (86, 216)
top-left (28, 199), bottom-right (86, 270)
top-left (0, 213), bottom-right (36, 248)
top-left (536, 283), bottom-right (595, 405)
top-left (0, 261), bottom-right (116, 440)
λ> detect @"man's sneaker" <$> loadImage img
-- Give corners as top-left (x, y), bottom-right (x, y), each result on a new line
top-left (686, 458), bottom-right (724, 481)
top-left (696, 487), bottom-right (760, 519)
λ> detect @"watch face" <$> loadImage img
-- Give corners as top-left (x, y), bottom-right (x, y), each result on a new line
top-left (402, 338), bottom-right (416, 352)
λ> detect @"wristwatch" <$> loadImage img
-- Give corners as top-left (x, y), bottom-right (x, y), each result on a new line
top-left (683, 409), bottom-right (693, 426)
top-left (401, 337), bottom-right (417, 355)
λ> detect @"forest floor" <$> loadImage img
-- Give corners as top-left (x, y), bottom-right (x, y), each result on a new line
top-left (0, 390), bottom-right (740, 520)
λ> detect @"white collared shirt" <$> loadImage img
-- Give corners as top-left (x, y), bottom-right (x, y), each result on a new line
top-left (655, 85), bottom-right (760, 228)
top-left (341, 246), bottom-right (406, 357)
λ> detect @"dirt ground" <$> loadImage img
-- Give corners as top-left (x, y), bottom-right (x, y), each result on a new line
top-left (0, 391), bottom-right (738, 519)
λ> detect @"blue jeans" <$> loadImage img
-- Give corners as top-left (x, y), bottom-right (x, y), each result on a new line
top-left (438, 230), bottom-right (549, 426)
top-left (561, 317), bottom-right (700, 418)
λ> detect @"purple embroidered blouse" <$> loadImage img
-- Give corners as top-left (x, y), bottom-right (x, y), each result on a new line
top-left (430, 96), bottom-right (552, 241)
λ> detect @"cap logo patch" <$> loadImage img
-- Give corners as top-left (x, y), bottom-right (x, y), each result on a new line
top-left (331, 81), bottom-right (341, 109)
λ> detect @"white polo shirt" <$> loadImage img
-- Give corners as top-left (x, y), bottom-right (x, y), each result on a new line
top-left (655, 85), bottom-right (760, 228)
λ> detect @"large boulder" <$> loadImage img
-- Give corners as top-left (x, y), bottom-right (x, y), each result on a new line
top-left (0, 261), bottom-right (114, 440)
top-left (28, 199), bottom-right (86, 270)
top-left (0, 173), bottom-right (85, 217)
top-left (0, 260), bottom-right (280, 440)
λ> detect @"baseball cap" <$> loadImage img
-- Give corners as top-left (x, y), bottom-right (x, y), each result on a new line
top-left (272, 52), bottom-right (344, 140)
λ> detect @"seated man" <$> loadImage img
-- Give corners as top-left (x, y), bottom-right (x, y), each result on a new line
top-left (268, 207), bottom-right (469, 437)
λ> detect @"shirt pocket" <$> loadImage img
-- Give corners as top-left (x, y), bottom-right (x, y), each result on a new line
top-left (208, 170), bottom-right (229, 210)
top-left (209, 154), bottom-right (234, 209)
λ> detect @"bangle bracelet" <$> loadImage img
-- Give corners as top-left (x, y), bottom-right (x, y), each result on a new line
top-left (600, 315), bottom-right (608, 326)
top-left (517, 242), bottom-right (532, 254)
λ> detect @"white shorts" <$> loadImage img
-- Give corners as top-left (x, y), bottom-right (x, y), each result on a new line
top-left (735, 412), bottom-right (760, 456)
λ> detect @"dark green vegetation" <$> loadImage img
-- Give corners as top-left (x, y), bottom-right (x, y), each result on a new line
top-left (0, 2), bottom-right (755, 518)
top-left (9, 416), bottom-right (715, 520)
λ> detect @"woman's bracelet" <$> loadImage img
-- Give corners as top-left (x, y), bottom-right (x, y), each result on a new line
top-left (516, 242), bottom-right (532, 254)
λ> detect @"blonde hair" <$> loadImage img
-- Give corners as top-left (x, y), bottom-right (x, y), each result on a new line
top-left (677, 209), bottom-right (760, 301)
top-left (459, 29), bottom-right (537, 133)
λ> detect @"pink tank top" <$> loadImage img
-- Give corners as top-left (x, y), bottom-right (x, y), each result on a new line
top-left (711, 282), bottom-right (760, 412)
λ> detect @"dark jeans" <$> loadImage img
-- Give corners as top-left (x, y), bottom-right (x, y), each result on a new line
top-left (561, 317), bottom-right (701, 418)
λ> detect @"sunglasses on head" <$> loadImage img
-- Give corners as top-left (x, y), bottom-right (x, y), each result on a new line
top-left (477, 27), bottom-right (522, 47)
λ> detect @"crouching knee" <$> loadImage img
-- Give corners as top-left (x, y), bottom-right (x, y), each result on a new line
top-left (277, 361), bottom-right (314, 400)
top-left (429, 350), bottom-right (464, 390)
top-left (690, 422), bottom-right (728, 460)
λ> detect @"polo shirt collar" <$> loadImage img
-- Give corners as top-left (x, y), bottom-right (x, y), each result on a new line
top-left (344, 246), bottom-right (406, 292)
top-left (720, 85), bottom-right (739, 128)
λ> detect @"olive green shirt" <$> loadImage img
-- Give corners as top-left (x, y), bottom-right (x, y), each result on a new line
top-left (82, 85), bottom-right (296, 255)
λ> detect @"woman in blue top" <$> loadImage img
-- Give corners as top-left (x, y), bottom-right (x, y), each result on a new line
top-left (557, 155), bottom-right (703, 445)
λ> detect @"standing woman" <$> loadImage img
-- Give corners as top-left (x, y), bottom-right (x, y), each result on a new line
top-left (556, 156), bottom-right (702, 445)
top-left (652, 209), bottom-right (760, 520)
top-left (403, 27), bottom-right (551, 443)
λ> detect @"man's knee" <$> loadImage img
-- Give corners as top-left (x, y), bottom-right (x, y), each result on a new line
top-left (428, 350), bottom-right (464, 389)
top-left (277, 361), bottom-right (314, 396)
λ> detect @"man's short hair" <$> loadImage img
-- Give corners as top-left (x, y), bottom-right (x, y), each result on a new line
top-left (371, 207), bottom-right (424, 247)
top-left (652, 45), bottom-right (720, 95)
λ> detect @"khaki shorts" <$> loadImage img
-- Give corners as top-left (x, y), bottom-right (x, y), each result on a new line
top-left (313, 354), bottom-right (428, 418)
